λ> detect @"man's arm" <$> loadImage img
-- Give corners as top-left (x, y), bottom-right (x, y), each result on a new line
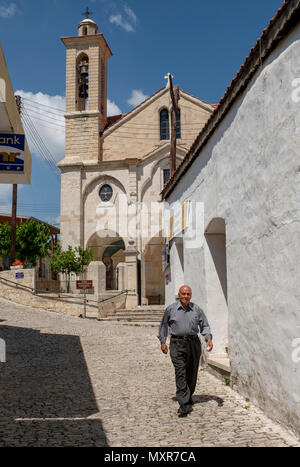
top-left (158, 306), bottom-right (170, 354)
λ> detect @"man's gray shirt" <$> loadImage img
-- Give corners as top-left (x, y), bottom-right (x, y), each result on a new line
top-left (158, 301), bottom-right (212, 344)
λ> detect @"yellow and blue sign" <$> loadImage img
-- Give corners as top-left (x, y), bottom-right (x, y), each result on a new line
top-left (0, 133), bottom-right (25, 173)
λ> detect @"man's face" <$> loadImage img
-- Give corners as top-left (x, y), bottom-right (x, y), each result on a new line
top-left (178, 286), bottom-right (192, 307)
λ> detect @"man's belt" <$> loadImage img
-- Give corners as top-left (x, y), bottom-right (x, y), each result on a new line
top-left (171, 335), bottom-right (198, 340)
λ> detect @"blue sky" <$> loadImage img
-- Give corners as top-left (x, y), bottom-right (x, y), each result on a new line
top-left (0, 0), bottom-right (284, 228)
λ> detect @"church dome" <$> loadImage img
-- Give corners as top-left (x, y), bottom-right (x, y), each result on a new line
top-left (80, 18), bottom-right (97, 25)
top-left (78, 17), bottom-right (98, 36)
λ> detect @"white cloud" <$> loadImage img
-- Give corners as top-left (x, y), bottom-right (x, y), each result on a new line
top-left (109, 5), bottom-right (137, 32)
top-left (127, 89), bottom-right (149, 107)
top-left (124, 6), bottom-right (137, 25)
top-left (0, 3), bottom-right (17, 18)
top-left (0, 184), bottom-right (12, 212)
top-left (107, 99), bottom-right (122, 116)
top-left (0, 184), bottom-right (25, 213)
top-left (45, 214), bottom-right (60, 227)
top-left (15, 90), bottom-right (66, 164)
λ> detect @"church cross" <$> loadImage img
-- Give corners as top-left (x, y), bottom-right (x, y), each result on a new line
top-left (82, 7), bottom-right (92, 18)
top-left (164, 73), bottom-right (174, 87)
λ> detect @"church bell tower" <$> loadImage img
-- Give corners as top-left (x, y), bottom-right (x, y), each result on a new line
top-left (61, 11), bottom-right (112, 162)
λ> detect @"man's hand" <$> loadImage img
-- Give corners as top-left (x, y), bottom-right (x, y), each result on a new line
top-left (206, 339), bottom-right (213, 352)
top-left (161, 343), bottom-right (168, 354)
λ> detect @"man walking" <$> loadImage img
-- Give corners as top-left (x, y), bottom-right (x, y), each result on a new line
top-left (158, 285), bottom-right (213, 417)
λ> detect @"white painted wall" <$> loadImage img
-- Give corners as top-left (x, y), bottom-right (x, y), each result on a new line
top-left (168, 237), bottom-right (184, 301)
top-left (165, 24), bottom-right (300, 435)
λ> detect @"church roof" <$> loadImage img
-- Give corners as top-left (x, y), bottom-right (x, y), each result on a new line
top-left (104, 86), bottom-right (216, 133)
top-left (161, 0), bottom-right (300, 200)
top-left (105, 114), bottom-right (127, 130)
top-left (80, 18), bottom-right (97, 24)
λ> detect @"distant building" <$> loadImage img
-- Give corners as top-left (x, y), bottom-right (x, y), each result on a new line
top-left (0, 44), bottom-right (31, 185)
top-left (0, 214), bottom-right (59, 279)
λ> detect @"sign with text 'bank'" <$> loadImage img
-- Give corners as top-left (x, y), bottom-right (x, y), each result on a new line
top-left (0, 134), bottom-right (25, 173)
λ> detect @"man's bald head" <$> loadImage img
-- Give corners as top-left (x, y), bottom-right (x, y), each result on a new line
top-left (179, 285), bottom-right (192, 295)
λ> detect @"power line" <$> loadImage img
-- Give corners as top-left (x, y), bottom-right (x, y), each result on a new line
top-left (15, 202), bottom-right (60, 207)
top-left (23, 102), bottom-right (65, 119)
top-left (24, 120), bottom-right (65, 133)
top-left (22, 113), bottom-right (54, 167)
top-left (24, 107), bottom-right (65, 123)
top-left (103, 128), bottom-right (206, 135)
top-left (106, 121), bottom-right (207, 128)
top-left (0, 203), bottom-right (60, 209)
top-left (22, 108), bottom-right (60, 170)
top-left (22, 115), bottom-right (55, 174)
top-left (21, 96), bottom-right (65, 113)
top-left (25, 111), bottom-right (66, 128)
top-left (21, 109), bottom-right (60, 179)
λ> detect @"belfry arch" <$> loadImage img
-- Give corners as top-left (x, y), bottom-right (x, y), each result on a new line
top-left (76, 53), bottom-right (89, 111)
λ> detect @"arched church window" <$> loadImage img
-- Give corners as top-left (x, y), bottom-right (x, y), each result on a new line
top-left (160, 109), bottom-right (169, 140)
top-left (163, 168), bottom-right (170, 186)
top-left (83, 27), bottom-right (87, 36)
top-left (76, 54), bottom-right (89, 111)
top-left (176, 108), bottom-right (181, 139)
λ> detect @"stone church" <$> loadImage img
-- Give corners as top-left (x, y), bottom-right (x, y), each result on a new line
top-left (58, 15), bottom-right (215, 307)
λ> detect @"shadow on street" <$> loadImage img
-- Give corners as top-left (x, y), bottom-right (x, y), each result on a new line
top-left (0, 322), bottom-right (108, 446)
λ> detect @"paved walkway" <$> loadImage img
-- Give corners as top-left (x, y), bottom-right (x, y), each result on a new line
top-left (0, 297), bottom-right (299, 447)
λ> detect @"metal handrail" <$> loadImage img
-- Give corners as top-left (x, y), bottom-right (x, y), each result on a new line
top-left (0, 275), bottom-right (129, 314)
top-left (95, 289), bottom-right (129, 305)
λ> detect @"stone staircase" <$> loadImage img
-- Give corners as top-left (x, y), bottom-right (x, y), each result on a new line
top-left (100, 305), bottom-right (165, 322)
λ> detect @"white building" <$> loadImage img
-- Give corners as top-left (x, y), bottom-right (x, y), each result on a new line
top-left (0, 44), bottom-right (31, 185)
top-left (162, 0), bottom-right (300, 436)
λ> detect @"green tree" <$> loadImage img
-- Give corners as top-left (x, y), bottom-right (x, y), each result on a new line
top-left (49, 244), bottom-right (94, 292)
top-left (0, 223), bottom-right (11, 259)
top-left (16, 219), bottom-right (51, 267)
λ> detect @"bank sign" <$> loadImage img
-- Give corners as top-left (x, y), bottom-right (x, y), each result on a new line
top-left (0, 133), bottom-right (25, 173)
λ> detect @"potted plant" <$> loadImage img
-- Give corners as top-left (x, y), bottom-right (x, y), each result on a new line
top-left (10, 260), bottom-right (23, 270)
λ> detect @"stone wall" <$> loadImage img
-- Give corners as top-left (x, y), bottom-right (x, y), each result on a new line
top-left (0, 269), bottom-right (98, 317)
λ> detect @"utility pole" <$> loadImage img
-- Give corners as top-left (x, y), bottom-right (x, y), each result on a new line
top-left (10, 95), bottom-right (22, 265)
top-left (167, 74), bottom-right (180, 176)
top-left (10, 184), bottom-right (17, 265)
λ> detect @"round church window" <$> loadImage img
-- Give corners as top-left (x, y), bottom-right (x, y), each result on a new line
top-left (99, 184), bottom-right (113, 202)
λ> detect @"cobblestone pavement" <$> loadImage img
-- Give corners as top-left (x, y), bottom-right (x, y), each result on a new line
top-left (0, 297), bottom-right (299, 447)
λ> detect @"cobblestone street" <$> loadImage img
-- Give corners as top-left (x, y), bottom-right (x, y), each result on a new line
top-left (0, 297), bottom-right (299, 447)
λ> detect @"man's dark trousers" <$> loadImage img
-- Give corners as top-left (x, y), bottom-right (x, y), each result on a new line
top-left (170, 335), bottom-right (201, 406)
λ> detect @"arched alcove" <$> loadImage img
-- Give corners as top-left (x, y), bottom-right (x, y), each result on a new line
top-left (204, 217), bottom-right (228, 355)
top-left (143, 231), bottom-right (166, 304)
top-left (86, 230), bottom-right (126, 290)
